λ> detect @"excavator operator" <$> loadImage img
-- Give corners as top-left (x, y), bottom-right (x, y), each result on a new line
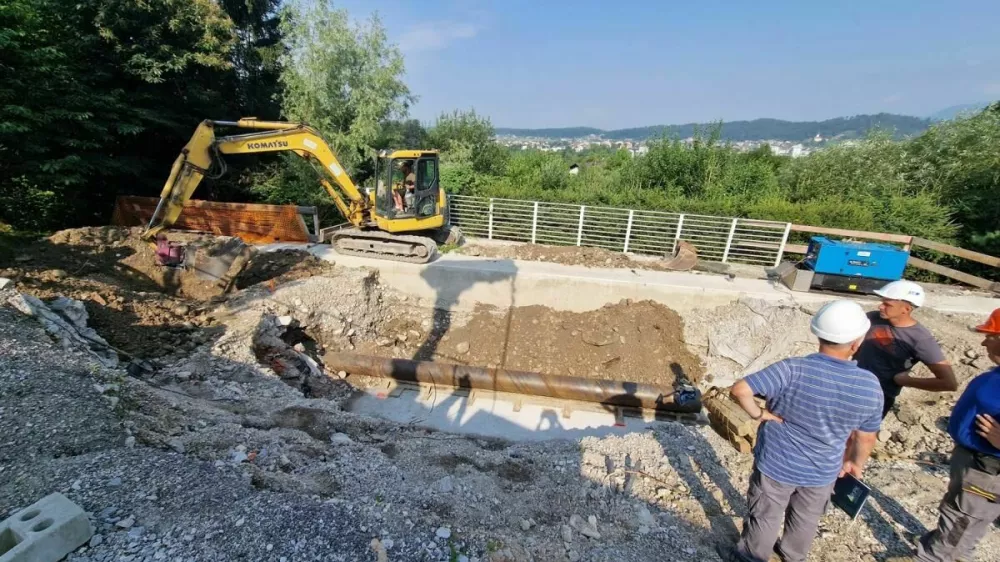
top-left (392, 160), bottom-right (417, 213)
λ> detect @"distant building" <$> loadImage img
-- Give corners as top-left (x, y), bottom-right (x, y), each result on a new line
top-left (813, 133), bottom-right (823, 143)
top-left (569, 164), bottom-right (580, 175)
top-left (791, 144), bottom-right (805, 158)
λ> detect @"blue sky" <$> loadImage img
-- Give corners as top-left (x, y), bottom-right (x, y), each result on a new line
top-left (335, 0), bottom-right (1000, 129)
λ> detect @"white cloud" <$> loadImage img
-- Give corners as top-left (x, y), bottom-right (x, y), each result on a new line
top-left (398, 21), bottom-right (478, 53)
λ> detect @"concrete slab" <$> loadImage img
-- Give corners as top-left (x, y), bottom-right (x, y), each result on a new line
top-left (0, 492), bottom-right (92, 562)
top-left (343, 384), bottom-right (672, 442)
top-left (262, 243), bottom-right (998, 316)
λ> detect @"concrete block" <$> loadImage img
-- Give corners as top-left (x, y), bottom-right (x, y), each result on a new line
top-left (0, 492), bottom-right (93, 562)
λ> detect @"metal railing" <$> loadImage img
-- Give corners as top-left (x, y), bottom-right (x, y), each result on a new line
top-left (448, 195), bottom-right (792, 266)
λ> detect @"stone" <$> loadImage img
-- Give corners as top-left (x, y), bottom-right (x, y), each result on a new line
top-left (520, 519), bottom-right (532, 531)
top-left (436, 476), bottom-right (454, 493)
top-left (376, 337), bottom-right (394, 347)
top-left (878, 430), bottom-right (892, 443)
top-left (230, 451), bottom-right (248, 464)
top-left (569, 514), bottom-right (600, 539)
top-left (0, 493), bottom-right (93, 562)
top-left (636, 505), bottom-right (655, 527)
top-left (965, 349), bottom-right (978, 359)
top-left (51, 269), bottom-right (68, 279)
top-left (435, 527), bottom-right (451, 540)
top-left (560, 525), bottom-right (573, 543)
top-left (330, 433), bottom-right (354, 445)
top-left (89, 534), bottom-right (104, 548)
top-left (277, 315), bottom-right (294, 327)
top-left (421, 319), bottom-right (433, 330)
top-left (128, 526), bottom-right (144, 538)
top-left (0, 277), bottom-right (12, 290)
top-left (896, 408), bottom-right (920, 426)
top-left (116, 516), bottom-right (135, 529)
top-left (167, 439), bottom-right (185, 454)
top-left (337, 370), bottom-right (348, 379)
top-left (107, 477), bottom-right (122, 488)
top-left (456, 341), bottom-right (470, 354)
top-left (173, 305), bottom-right (190, 316)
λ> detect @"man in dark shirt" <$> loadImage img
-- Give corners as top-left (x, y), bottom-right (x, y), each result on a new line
top-left (854, 280), bottom-right (957, 418)
top-left (888, 308), bottom-right (1000, 562)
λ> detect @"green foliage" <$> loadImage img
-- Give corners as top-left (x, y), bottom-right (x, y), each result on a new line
top-left (0, 0), bottom-right (241, 231)
top-left (428, 109), bottom-right (496, 151)
top-left (277, 0), bottom-right (412, 175)
top-left (94, 0), bottom-right (235, 83)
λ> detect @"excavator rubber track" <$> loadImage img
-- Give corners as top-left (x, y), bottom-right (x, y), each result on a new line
top-left (330, 228), bottom-right (439, 264)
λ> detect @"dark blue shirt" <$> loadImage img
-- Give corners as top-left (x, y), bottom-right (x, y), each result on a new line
top-left (949, 367), bottom-right (1000, 458)
top-left (744, 354), bottom-right (883, 487)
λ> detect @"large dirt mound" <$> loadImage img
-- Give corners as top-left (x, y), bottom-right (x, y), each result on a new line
top-left (350, 299), bottom-right (704, 387)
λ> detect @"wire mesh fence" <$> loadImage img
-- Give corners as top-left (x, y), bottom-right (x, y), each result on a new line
top-left (448, 195), bottom-right (792, 266)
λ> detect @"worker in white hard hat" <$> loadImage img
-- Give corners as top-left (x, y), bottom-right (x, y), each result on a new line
top-left (722, 300), bottom-right (883, 562)
top-left (854, 279), bottom-right (957, 419)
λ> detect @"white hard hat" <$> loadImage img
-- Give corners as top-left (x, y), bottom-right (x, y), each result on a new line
top-left (874, 280), bottom-right (925, 308)
top-left (810, 300), bottom-right (872, 344)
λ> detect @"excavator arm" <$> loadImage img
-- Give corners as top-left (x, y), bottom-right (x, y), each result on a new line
top-left (142, 119), bottom-right (368, 240)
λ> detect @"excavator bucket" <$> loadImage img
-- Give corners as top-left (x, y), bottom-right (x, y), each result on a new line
top-left (661, 240), bottom-right (698, 271)
top-left (148, 234), bottom-right (255, 297)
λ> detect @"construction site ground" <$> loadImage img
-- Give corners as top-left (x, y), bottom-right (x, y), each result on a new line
top-left (1, 227), bottom-right (999, 562)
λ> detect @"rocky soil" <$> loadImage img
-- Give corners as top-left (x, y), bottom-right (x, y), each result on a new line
top-left (1, 227), bottom-right (998, 562)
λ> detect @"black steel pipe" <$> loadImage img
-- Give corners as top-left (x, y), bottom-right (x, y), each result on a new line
top-left (324, 352), bottom-right (702, 413)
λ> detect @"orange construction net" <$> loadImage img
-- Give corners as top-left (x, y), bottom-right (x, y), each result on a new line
top-left (112, 196), bottom-right (312, 244)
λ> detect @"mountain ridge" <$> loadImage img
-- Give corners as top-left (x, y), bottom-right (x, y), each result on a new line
top-left (496, 113), bottom-right (931, 142)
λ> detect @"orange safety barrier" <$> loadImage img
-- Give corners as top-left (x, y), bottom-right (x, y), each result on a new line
top-left (112, 196), bottom-right (313, 244)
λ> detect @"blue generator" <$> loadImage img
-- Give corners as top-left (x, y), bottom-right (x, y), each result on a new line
top-left (802, 236), bottom-right (909, 294)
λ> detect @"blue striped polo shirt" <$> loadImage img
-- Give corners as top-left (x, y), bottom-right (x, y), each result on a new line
top-left (745, 353), bottom-right (884, 487)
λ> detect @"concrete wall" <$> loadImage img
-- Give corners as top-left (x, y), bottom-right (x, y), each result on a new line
top-left (287, 247), bottom-right (996, 316)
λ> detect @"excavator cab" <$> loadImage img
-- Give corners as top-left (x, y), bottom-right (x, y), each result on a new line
top-left (373, 150), bottom-right (441, 220)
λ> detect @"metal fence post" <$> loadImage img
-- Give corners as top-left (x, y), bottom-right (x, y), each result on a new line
top-left (623, 209), bottom-right (634, 253)
top-left (722, 218), bottom-right (738, 263)
top-left (488, 198), bottom-right (494, 240)
top-left (774, 222), bottom-right (792, 267)
top-left (531, 201), bottom-right (539, 244)
top-left (672, 214), bottom-right (685, 255)
top-left (576, 206), bottom-right (586, 246)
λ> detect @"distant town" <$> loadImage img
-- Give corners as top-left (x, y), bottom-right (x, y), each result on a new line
top-left (495, 132), bottom-right (852, 158)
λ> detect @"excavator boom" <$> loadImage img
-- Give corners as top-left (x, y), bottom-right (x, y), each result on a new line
top-left (144, 120), bottom-right (367, 240)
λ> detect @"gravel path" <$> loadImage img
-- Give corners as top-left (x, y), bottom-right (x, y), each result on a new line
top-left (2, 268), bottom-right (999, 562)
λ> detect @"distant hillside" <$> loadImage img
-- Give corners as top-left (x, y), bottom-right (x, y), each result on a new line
top-left (496, 126), bottom-right (603, 138)
top-left (927, 102), bottom-right (990, 121)
top-left (497, 113), bottom-right (931, 142)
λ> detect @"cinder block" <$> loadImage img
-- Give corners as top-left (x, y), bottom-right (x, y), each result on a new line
top-left (0, 492), bottom-right (93, 562)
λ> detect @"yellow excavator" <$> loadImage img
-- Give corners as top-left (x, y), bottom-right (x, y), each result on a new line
top-left (141, 119), bottom-right (461, 266)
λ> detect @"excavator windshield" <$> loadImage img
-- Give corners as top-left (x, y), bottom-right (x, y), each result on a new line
top-left (376, 153), bottom-right (439, 219)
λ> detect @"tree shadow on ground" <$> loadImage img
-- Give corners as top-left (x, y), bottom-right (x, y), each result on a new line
top-left (412, 257), bottom-right (519, 362)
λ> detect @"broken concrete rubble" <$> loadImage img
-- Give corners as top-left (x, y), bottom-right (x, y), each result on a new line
top-left (7, 292), bottom-right (118, 367)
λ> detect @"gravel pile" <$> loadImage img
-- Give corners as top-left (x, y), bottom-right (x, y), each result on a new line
top-left (3, 251), bottom-right (999, 561)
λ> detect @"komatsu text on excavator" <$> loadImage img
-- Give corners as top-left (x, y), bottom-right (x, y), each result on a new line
top-left (141, 119), bottom-right (462, 267)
